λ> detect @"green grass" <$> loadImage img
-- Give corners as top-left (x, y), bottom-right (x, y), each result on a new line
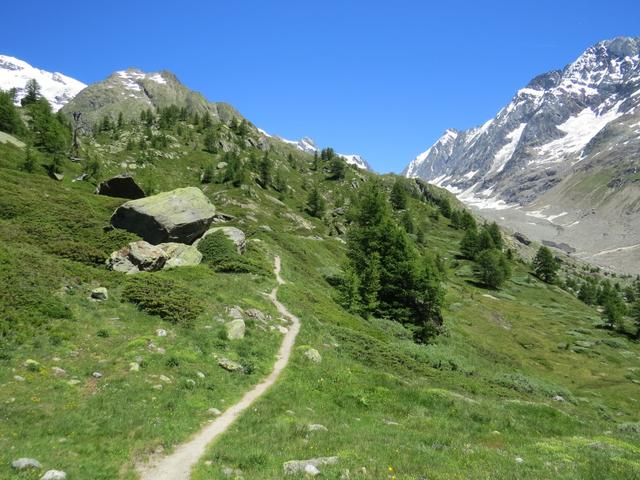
top-left (0, 120), bottom-right (639, 480)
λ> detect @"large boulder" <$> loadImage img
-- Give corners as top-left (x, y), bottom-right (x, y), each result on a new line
top-left (97, 174), bottom-right (145, 199)
top-left (194, 226), bottom-right (246, 253)
top-left (106, 241), bottom-right (167, 274)
top-left (226, 318), bottom-right (246, 340)
top-left (110, 187), bottom-right (216, 244)
top-left (158, 242), bottom-right (203, 269)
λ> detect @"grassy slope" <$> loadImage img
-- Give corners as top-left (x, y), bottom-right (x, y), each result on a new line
top-left (0, 127), bottom-right (639, 480)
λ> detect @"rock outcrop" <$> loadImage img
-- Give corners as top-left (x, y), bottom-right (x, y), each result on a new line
top-left (97, 174), bottom-right (145, 199)
top-left (194, 226), bottom-right (246, 253)
top-left (110, 187), bottom-right (216, 244)
top-left (106, 241), bottom-right (167, 274)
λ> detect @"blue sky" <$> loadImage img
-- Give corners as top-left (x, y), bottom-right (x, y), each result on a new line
top-left (2, 1), bottom-right (639, 172)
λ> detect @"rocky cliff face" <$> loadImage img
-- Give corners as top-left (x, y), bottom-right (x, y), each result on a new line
top-left (404, 37), bottom-right (640, 273)
top-left (60, 68), bottom-right (242, 128)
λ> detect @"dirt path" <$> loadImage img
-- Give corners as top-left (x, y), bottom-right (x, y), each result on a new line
top-left (137, 256), bottom-right (300, 480)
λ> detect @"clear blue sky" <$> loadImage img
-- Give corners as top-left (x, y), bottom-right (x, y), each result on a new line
top-left (2, 1), bottom-right (639, 172)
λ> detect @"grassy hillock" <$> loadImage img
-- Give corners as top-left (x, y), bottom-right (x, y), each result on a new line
top-left (0, 100), bottom-right (639, 480)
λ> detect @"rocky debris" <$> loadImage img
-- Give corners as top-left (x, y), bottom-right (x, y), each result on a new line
top-left (307, 424), bottom-right (328, 432)
top-left (305, 464), bottom-right (321, 476)
top-left (156, 328), bottom-right (167, 337)
top-left (245, 308), bottom-right (267, 323)
top-left (49, 171), bottom-right (64, 181)
top-left (107, 240), bottom-right (167, 274)
top-left (41, 470), bottom-right (67, 480)
top-left (129, 362), bottom-right (140, 372)
top-left (194, 226), bottom-right (246, 253)
top-left (110, 187), bottom-right (216, 245)
top-left (12, 458), bottom-right (42, 470)
top-left (159, 375), bottom-right (171, 384)
top-left (196, 371), bottom-right (205, 378)
top-left (97, 174), bottom-right (145, 199)
top-left (92, 371), bottom-right (103, 379)
top-left (514, 232), bottom-right (532, 246)
top-left (283, 456), bottom-right (339, 475)
top-left (90, 287), bottom-right (108, 301)
top-left (14, 375), bottom-right (25, 382)
top-left (281, 212), bottom-right (314, 230)
top-left (152, 384), bottom-right (163, 390)
top-left (227, 306), bottom-right (244, 320)
top-left (157, 242), bottom-right (203, 269)
top-left (515, 457), bottom-right (524, 464)
top-left (217, 161), bottom-right (228, 170)
top-left (51, 367), bottom-right (67, 377)
top-left (226, 318), bottom-right (246, 340)
top-left (67, 379), bottom-right (81, 386)
top-left (208, 407), bottom-right (222, 416)
top-left (72, 173), bottom-right (89, 182)
top-left (304, 348), bottom-right (322, 364)
top-left (218, 357), bottom-right (243, 372)
top-left (222, 467), bottom-right (244, 478)
top-left (552, 395), bottom-right (566, 402)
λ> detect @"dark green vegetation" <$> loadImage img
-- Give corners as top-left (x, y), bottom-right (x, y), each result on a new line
top-left (1, 81), bottom-right (639, 479)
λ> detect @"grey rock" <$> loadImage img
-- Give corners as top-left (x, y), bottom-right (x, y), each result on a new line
top-left (157, 242), bottom-right (202, 269)
top-left (90, 287), bottom-right (108, 300)
top-left (226, 318), bottom-right (246, 340)
top-left (218, 357), bottom-right (243, 372)
top-left (12, 458), bottom-right (42, 470)
top-left (195, 226), bottom-right (246, 254)
top-left (41, 470), bottom-right (67, 480)
top-left (307, 424), bottom-right (328, 432)
top-left (513, 232), bottom-right (531, 246)
top-left (244, 308), bottom-right (266, 322)
top-left (110, 187), bottom-right (216, 245)
top-left (107, 241), bottom-right (167, 274)
top-left (283, 457), bottom-right (339, 475)
top-left (156, 329), bottom-right (168, 337)
top-left (227, 306), bottom-right (244, 320)
top-left (208, 407), bottom-right (222, 416)
top-left (304, 348), bottom-right (322, 364)
top-left (14, 375), bottom-right (25, 382)
top-left (97, 174), bottom-right (145, 199)
top-left (92, 371), bottom-right (103, 379)
top-left (51, 367), bottom-right (67, 377)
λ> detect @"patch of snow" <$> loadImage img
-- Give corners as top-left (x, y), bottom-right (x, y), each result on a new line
top-left (463, 169), bottom-right (479, 180)
top-left (536, 102), bottom-right (624, 164)
top-left (147, 73), bottom-right (167, 85)
top-left (338, 153), bottom-right (371, 170)
top-left (257, 127), bottom-right (272, 137)
top-left (0, 54), bottom-right (86, 111)
top-left (490, 123), bottom-right (527, 174)
top-left (116, 71), bottom-right (142, 92)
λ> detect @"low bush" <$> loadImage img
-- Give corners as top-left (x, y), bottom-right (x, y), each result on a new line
top-left (122, 274), bottom-right (203, 324)
top-left (197, 231), bottom-right (269, 275)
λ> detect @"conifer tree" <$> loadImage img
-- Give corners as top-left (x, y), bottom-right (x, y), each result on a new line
top-left (476, 249), bottom-right (511, 289)
top-left (306, 186), bottom-right (325, 218)
top-left (329, 157), bottom-right (346, 180)
top-left (21, 79), bottom-right (40, 106)
top-left (258, 152), bottom-right (272, 188)
top-left (532, 246), bottom-right (558, 283)
top-left (390, 178), bottom-right (408, 210)
top-left (0, 89), bottom-right (24, 134)
top-left (460, 228), bottom-right (479, 259)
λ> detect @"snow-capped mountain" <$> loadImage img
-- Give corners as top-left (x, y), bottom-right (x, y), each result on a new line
top-left (272, 135), bottom-right (372, 170)
top-left (404, 37), bottom-right (640, 272)
top-left (0, 55), bottom-right (86, 111)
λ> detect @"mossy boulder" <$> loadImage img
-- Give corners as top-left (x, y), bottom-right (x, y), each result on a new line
top-left (110, 187), bottom-right (216, 244)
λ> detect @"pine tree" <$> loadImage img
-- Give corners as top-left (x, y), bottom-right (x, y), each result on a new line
top-left (203, 130), bottom-right (217, 153)
top-left (201, 163), bottom-right (215, 184)
top-left (21, 79), bottom-right (41, 106)
top-left (258, 152), bottom-right (272, 188)
top-left (578, 280), bottom-right (597, 305)
top-left (401, 210), bottom-right (414, 234)
top-left (460, 229), bottom-right (479, 259)
top-left (306, 187), bottom-right (325, 218)
top-left (117, 112), bottom-right (125, 129)
top-left (390, 178), bottom-right (408, 210)
top-left (532, 246), bottom-right (558, 283)
top-left (603, 290), bottom-right (626, 330)
top-left (459, 210), bottom-right (477, 231)
top-left (477, 228), bottom-right (496, 252)
top-left (21, 144), bottom-right (37, 173)
top-left (475, 249), bottom-right (511, 289)
top-left (0, 89), bottom-right (24, 134)
top-left (486, 222), bottom-right (503, 250)
top-left (26, 98), bottom-right (68, 155)
top-left (631, 299), bottom-right (640, 339)
top-left (337, 265), bottom-right (361, 313)
top-left (329, 157), bottom-right (346, 180)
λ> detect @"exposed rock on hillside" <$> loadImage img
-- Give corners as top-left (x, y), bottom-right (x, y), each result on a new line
top-left (110, 187), bottom-right (216, 244)
top-left (97, 174), bottom-right (145, 199)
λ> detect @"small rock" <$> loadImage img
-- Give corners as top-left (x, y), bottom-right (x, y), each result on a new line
top-left (196, 371), bottom-right (206, 378)
top-left (552, 395), bottom-right (565, 402)
top-left (12, 458), bottom-right (42, 470)
top-left (90, 287), bottom-right (108, 301)
top-left (152, 384), bottom-right (163, 390)
top-left (129, 362), bottom-right (140, 372)
top-left (276, 325), bottom-right (288, 334)
top-left (186, 379), bottom-right (196, 387)
top-left (218, 358), bottom-right (244, 372)
top-left (304, 348), bottom-right (322, 364)
top-left (156, 329), bottom-right (168, 337)
top-left (245, 308), bottom-right (266, 322)
top-left (227, 306), bottom-right (244, 320)
top-left (208, 407), bottom-right (222, 416)
top-left (67, 379), bottom-right (81, 386)
top-left (92, 371), bottom-right (103, 379)
top-left (51, 367), bottom-right (67, 377)
top-left (283, 457), bottom-right (339, 475)
top-left (14, 375), bottom-right (25, 382)
top-left (515, 457), bottom-right (524, 464)
top-left (307, 424), bottom-right (328, 432)
top-left (226, 318), bottom-right (246, 340)
top-left (41, 470), bottom-right (67, 480)
top-left (305, 464), bottom-right (321, 476)
top-left (159, 375), bottom-right (171, 383)
top-left (383, 419), bottom-right (400, 426)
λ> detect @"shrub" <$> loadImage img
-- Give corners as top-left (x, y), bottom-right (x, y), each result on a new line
top-left (48, 240), bottom-right (107, 265)
top-left (197, 231), bottom-right (268, 275)
top-left (122, 275), bottom-right (203, 324)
